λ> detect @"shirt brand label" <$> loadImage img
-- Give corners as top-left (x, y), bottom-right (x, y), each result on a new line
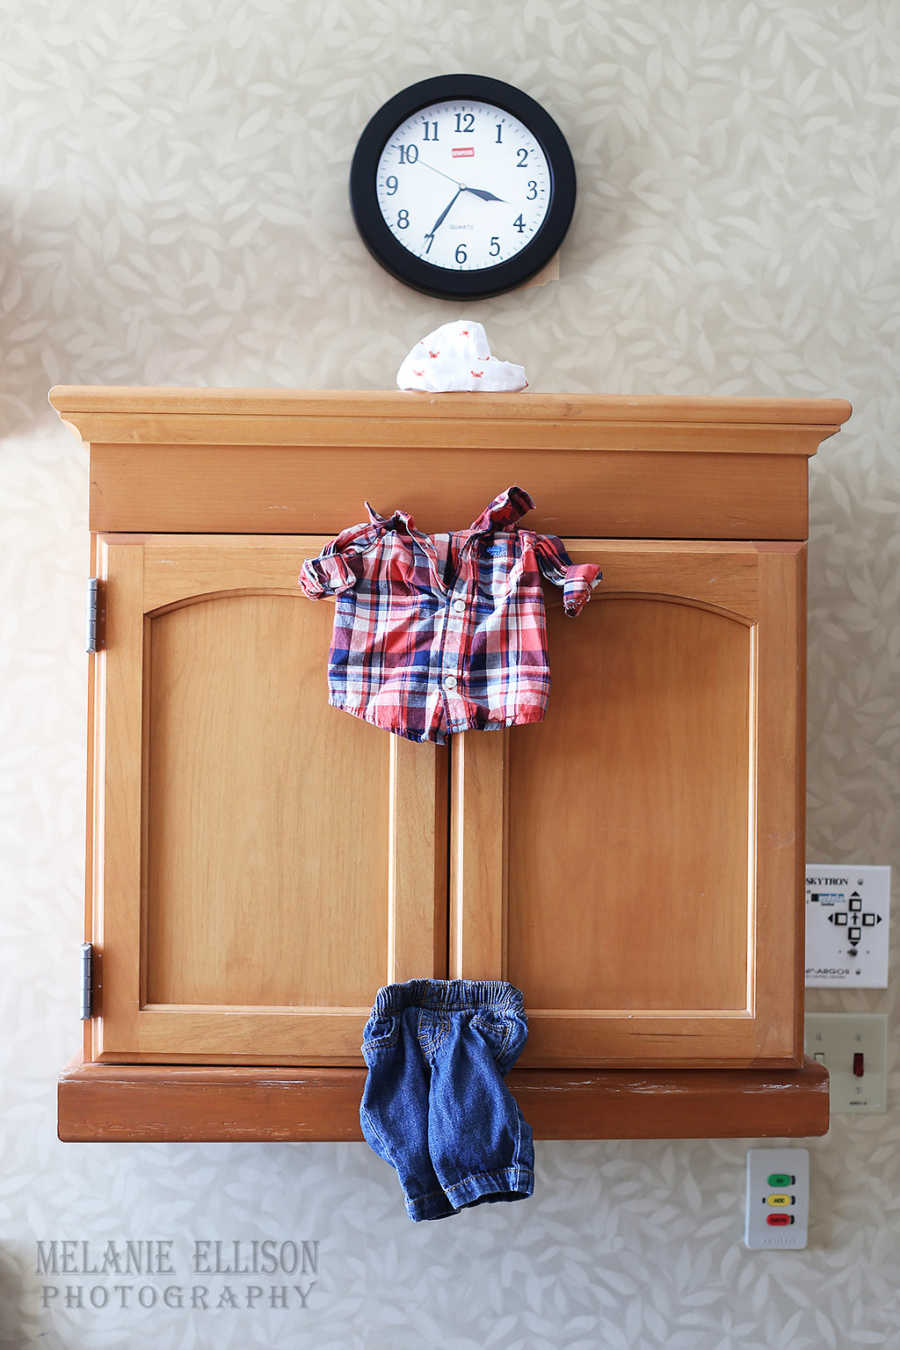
top-left (486, 543), bottom-right (508, 555)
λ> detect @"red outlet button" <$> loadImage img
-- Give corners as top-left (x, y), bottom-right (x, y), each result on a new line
top-left (767, 1214), bottom-right (795, 1227)
top-left (853, 1052), bottom-right (864, 1078)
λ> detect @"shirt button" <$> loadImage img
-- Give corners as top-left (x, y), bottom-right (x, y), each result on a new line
top-left (443, 675), bottom-right (458, 691)
top-left (452, 599), bottom-right (466, 614)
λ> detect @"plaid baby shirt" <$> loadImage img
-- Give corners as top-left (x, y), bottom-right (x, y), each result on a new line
top-left (298, 485), bottom-right (602, 744)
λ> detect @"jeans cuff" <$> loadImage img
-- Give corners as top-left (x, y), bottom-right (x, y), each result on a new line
top-left (405, 1187), bottom-right (461, 1223)
top-left (442, 1165), bottom-right (535, 1210)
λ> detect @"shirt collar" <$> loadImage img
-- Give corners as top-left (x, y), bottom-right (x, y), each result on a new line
top-left (364, 486), bottom-right (534, 539)
top-left (467, 486), bottom-right (535, 535)
top-left (364, 501), bottom-right (415, 531)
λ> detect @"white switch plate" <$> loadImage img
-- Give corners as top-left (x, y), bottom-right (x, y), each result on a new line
top-left (805, 864), bottom-right (891, 987)
top-left (745, 1148), bottom-right (809, 1249)
top-left (804, 1012), bottom-right (888, 1113)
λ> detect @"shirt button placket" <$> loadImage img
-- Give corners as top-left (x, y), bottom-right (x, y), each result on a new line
top-left (443, 591), bottom-right (467, 704)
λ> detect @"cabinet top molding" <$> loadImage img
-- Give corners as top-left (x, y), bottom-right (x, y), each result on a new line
top-left (49, 387), bottom-right (852, 455)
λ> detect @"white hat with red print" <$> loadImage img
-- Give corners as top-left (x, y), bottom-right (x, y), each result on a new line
top-left (397, 321), bottom-right (527, 393)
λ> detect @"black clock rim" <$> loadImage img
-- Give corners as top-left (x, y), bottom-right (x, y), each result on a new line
top-left (349, 73), bottom-right (576, 300)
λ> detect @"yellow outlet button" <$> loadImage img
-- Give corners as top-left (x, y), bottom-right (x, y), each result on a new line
top-left (766, 1193), bottom-right (796, 1207)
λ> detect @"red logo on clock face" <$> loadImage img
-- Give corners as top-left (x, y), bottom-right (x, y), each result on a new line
top-left (451, 146), bottom-right (475, 158)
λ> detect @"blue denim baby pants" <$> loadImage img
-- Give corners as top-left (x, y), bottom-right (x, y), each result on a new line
top-left (360, 979), bottom-right (534, 1222)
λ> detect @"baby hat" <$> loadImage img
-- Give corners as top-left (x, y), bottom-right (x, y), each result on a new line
top-left (396, 320), bottom-right (527, 392)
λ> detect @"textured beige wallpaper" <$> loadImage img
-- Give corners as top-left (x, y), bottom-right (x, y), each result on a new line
top-left (1, 2), bottom-right (898, 1347)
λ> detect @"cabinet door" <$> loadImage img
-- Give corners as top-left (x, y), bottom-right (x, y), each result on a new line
top-left (450, 541), bottom-right (805, 1068)
top-left (88, 534), bottom-right (447, 1064)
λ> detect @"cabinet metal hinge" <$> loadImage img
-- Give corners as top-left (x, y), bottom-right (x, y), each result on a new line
top-left (86, 578), bottom-right (101, 652)
top-left (80, 942), bottom-right (93, 1019)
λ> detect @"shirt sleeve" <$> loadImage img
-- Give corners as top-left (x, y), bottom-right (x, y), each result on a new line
top-left (533, 533), bottom-right (602, 616)
top-left (298, 517), bottom-right (379, 599)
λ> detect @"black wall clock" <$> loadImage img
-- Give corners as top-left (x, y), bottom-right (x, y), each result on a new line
top-left (349, 73), bottom-right (577, 300)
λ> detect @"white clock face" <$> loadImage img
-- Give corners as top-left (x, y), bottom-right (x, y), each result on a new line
top-left (375, 99), bottom-right (551, 272)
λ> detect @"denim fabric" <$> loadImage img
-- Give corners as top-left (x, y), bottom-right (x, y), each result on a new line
top-left (360, 979), bottom-right (534, 1222)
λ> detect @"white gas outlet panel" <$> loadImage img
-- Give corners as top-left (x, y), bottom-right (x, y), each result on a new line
top-left (745, 1148), bottom-right (809, 1250)
top-left (805, 864), bottom-right (891, 987)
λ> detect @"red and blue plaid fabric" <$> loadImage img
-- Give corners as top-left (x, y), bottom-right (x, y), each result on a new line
top-left (298, 485), bottom-right (602, 744)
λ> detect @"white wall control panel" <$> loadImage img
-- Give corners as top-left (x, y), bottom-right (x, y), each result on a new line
top-left (805, 1012), bottom-right (888, 1113)
top-left (745, 1148), bottom-right (809, 1249)
top-left (805, 864), bottom-right (891, 987)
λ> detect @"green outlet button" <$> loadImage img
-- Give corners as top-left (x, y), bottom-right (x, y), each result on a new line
top-left (767, 1173), bottom-right (795, 1187)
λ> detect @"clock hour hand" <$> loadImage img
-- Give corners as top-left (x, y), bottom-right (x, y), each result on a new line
top-left (464, 187), bottom-right (505, 203)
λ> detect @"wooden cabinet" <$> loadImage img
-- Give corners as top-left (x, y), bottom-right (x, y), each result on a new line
top-left (50, 388), bottom-right (851, 1141)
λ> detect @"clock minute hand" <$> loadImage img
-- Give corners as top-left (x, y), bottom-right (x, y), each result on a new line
top-left (424, 187), bottom-right (464, 248)
top-left (422, 184), bottom-right (507, 255)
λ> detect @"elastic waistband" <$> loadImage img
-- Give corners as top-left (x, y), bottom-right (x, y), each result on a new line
top-left (373, 978), bottom-right (525, 1016)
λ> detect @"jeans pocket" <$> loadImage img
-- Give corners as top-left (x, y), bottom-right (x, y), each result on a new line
top-left (362, 1011), bottom-right (400, 1056)
top-left (474, 1009), bottom-right (529, 1071)
top-left (471, 1012), bottom-right (512, 1063)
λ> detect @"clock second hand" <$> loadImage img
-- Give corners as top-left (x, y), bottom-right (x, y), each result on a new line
top-left (417, 154), bottom-right (506, 204)
top-left (416, 155), bottom-right (466, 190)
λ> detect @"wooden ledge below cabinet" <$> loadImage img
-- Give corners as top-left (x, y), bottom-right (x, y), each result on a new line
top-left (58, 1055), bottom-right (829, 1143)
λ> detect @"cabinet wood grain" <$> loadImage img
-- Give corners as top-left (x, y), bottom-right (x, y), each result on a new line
top-left (51, 389), bottom-right (851, 1139)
